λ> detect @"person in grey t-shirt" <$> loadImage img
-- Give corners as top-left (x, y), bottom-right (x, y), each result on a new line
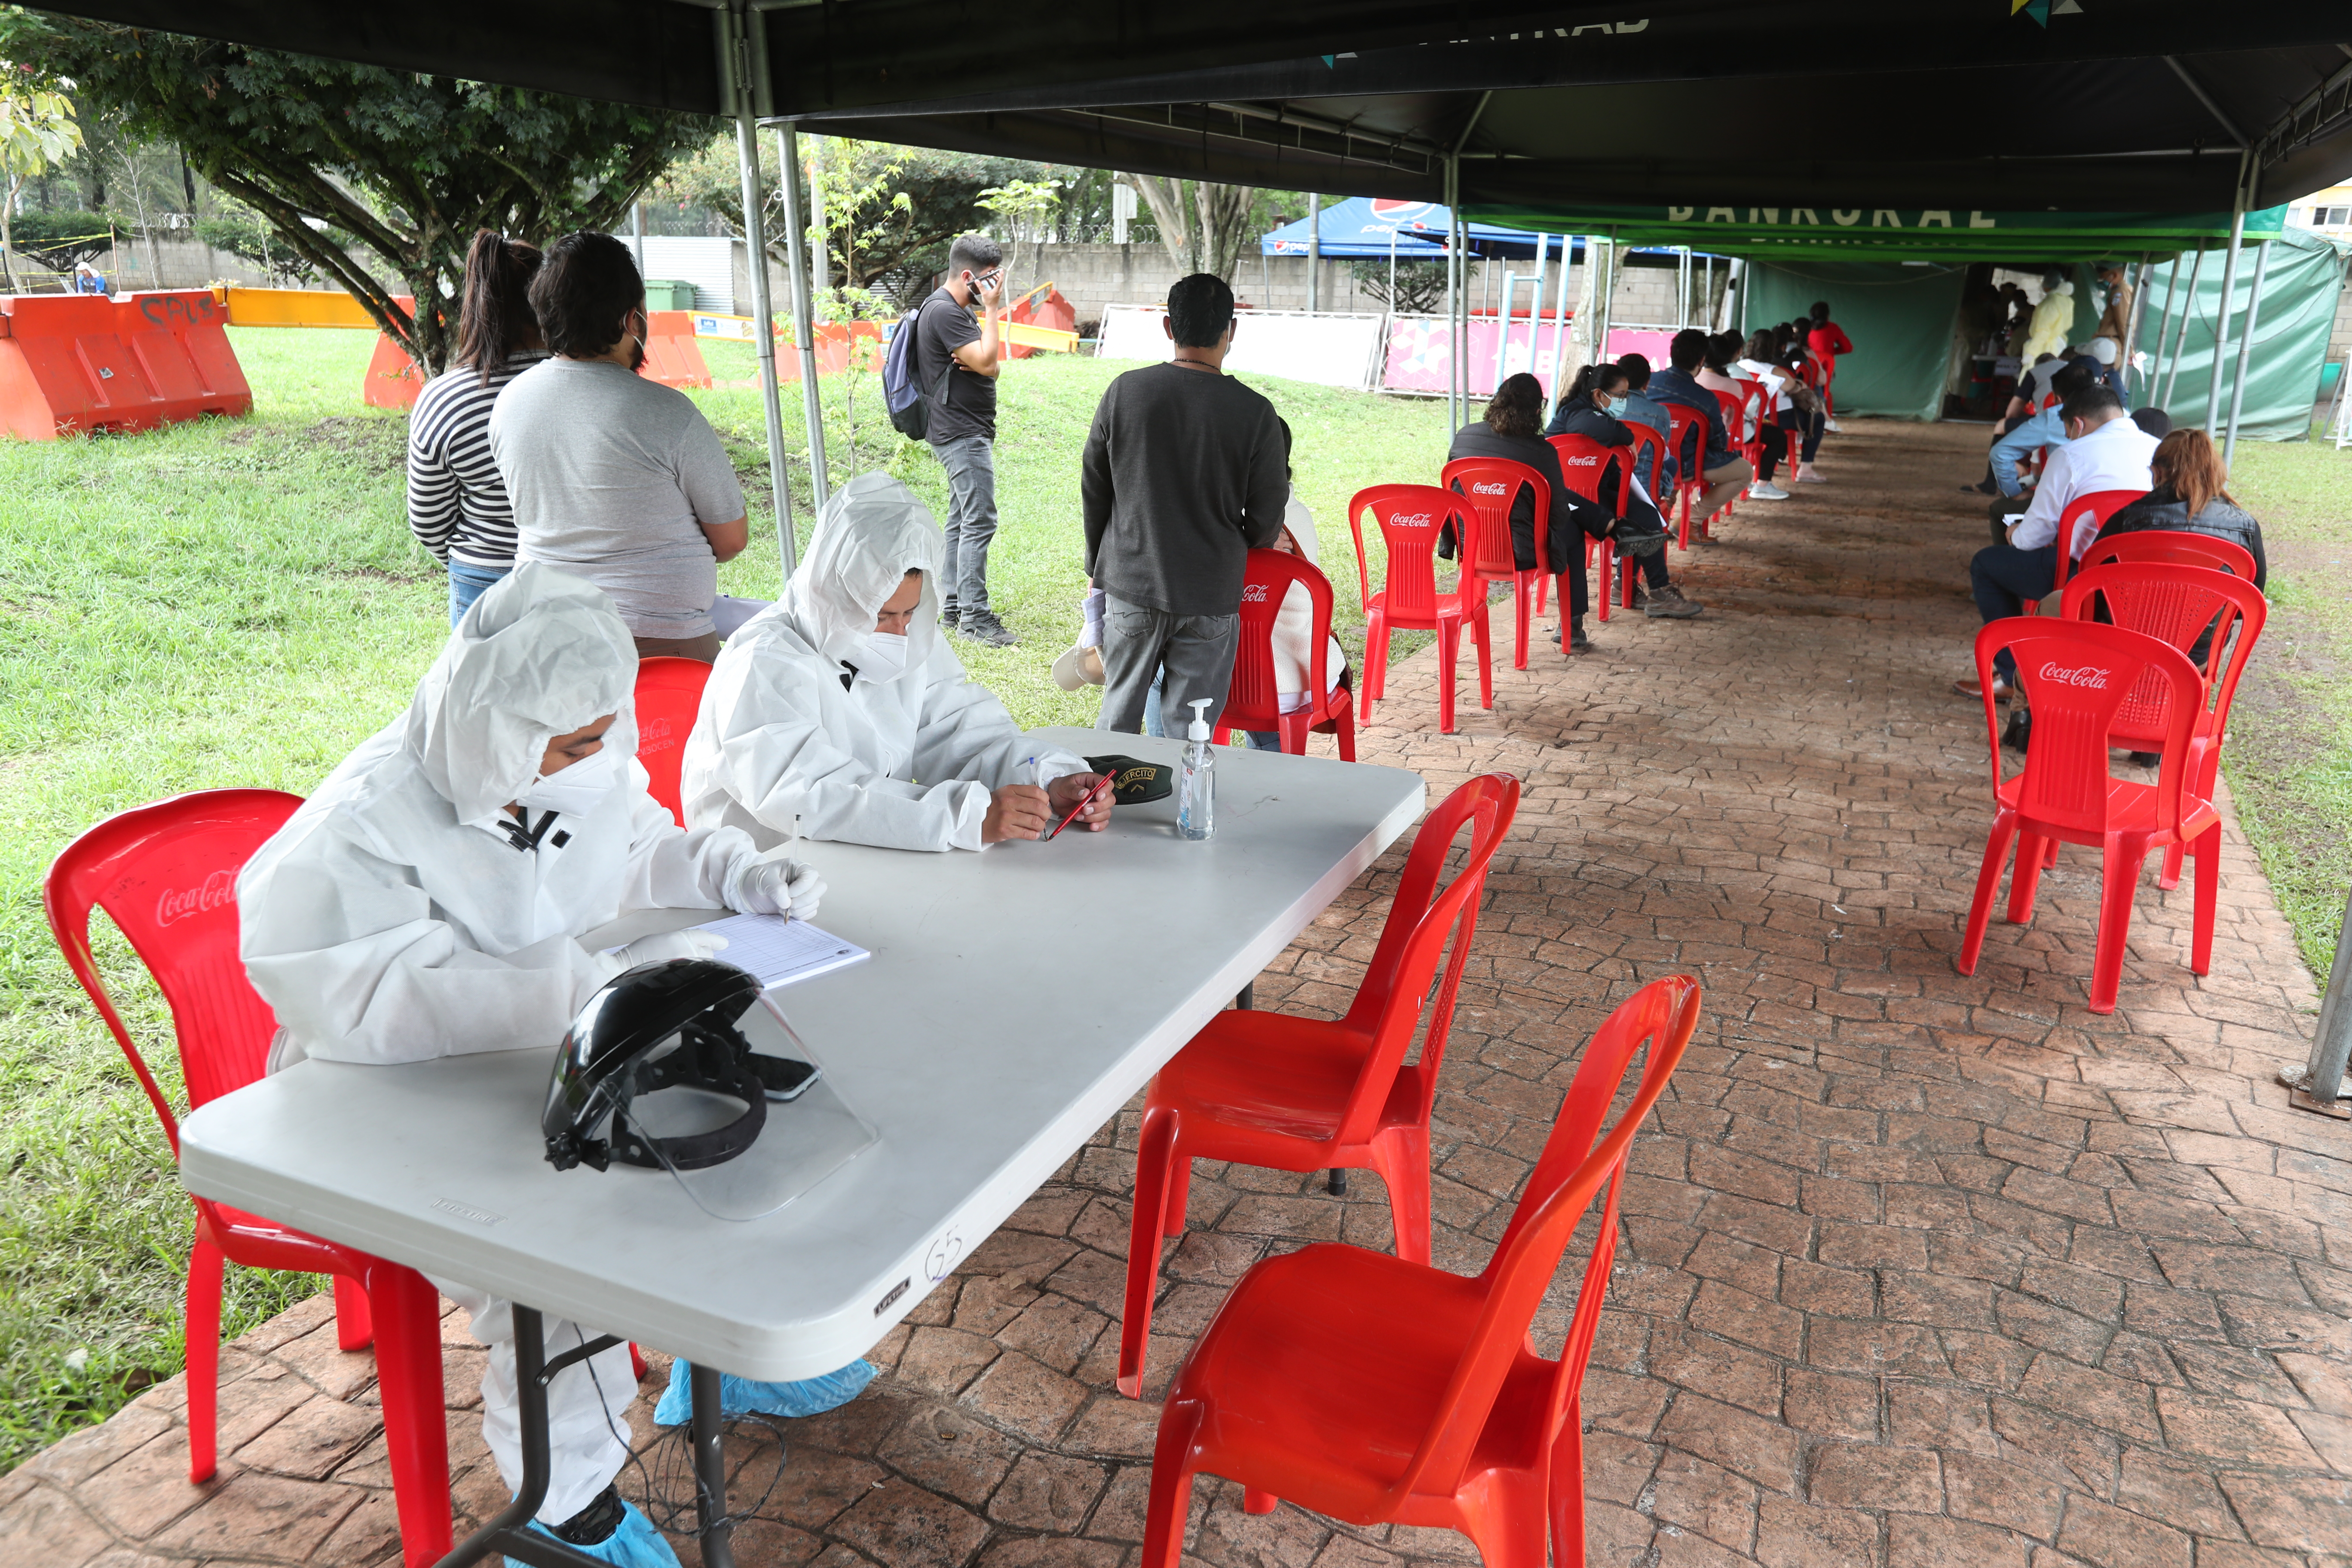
top-left (490, 232), bottom-right (747, 662)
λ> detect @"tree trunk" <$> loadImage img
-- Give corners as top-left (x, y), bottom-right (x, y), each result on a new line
top-left (1192, 181), bottom-right (1255, 281)
top-left (1123, 175), bottom-right (1195, 276)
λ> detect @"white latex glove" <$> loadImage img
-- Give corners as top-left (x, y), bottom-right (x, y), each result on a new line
top-left (735, 857), bottom-right (826, 921)
top-left (610, 928), bottom-right (730, 971)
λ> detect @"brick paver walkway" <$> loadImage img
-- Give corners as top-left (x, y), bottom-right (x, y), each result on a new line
top-left (6, 418), bottom-right (2348, 1568)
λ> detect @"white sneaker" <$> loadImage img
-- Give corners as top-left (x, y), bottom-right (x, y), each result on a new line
top-left (1825, 419), bottom-right (1844, 433)
top-left (1749, 481), bottom-right (1791, 500)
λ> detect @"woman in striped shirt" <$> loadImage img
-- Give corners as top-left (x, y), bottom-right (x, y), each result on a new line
top-left (407, 232), bottom-right (547, 624)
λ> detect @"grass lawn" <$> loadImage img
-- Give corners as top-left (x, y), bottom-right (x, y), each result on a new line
top-left (2215, 427), bottom-right (2352, 981)
top-left (0, 326), bottom-right (1457, 1472)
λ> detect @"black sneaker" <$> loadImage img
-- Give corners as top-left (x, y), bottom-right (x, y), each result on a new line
top-left (940, 603), bottom-right (960, 631)
top-left (1614, 527), bottom-right (1669, 558)
top-left (2128, 750), bottom-right (2160, 767)
top-left (957, 609), bottom-right (1017, 647)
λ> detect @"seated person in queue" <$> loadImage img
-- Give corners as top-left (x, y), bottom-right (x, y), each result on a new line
top-left (236, 567), bottom-right (856, 1567)
top-left (2091, 424), bottom-right (2267, 642)
top-left (1444, 372), bottom-right (1617, 652)
top-left (1738, 331), bottom-right (1825, 493)
top-left (1645, 329), bottom-right (1752, 527)
top-left (1969, 355), bottom-right (2099, 503)
top-left (683, 472), bottom-right (1111, 852)
top-left (1957, 383), bottom-right (2159, 699)
top-left (1229, 443), bottom-right (1352, 747)
top-left (1547, 361), bottom-right (1706, 619)
top-left (1614, 352), bottom-right (1680, 502)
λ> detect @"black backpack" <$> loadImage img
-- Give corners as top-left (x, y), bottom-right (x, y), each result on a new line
top-left (883, 301), bottom-right (954, 440)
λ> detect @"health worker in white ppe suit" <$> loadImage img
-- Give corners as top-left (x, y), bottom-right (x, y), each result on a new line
top-left (682, 472), bottom-right (1112, 852)
top-left (236, 564), bottom-right (841, 1566)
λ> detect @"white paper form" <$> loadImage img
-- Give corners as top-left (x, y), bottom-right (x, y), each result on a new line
top-left (690, 914), bottom-right (870, 989)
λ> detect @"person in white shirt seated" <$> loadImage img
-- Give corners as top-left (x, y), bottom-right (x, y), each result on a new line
top-left (236, 564), bottom-right (844, 1566)
top-left (684, 472), bottom-right (1112, 852)
top-left (1231, 487), bottom-right (1351, 750)
top-left (1956, 384), bottom-right (2159, 700)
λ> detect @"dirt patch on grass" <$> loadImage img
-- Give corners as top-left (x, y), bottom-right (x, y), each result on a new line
top-left (300, 415), bottom-right (406, 472)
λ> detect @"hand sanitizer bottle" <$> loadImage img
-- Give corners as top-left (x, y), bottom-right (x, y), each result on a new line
top-left (1177, 698), bottom-right (1216, 842)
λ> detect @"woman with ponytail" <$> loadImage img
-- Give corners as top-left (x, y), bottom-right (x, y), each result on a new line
top-left (1445, 372), bottom-right (1613, 652)
top-left (407, 230), bottom-right (547, 622)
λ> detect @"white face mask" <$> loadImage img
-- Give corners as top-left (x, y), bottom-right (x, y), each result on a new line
top-left (513, 744), bottom-right (620, 815)
top-left (854, 631), bottom-right (910, 684)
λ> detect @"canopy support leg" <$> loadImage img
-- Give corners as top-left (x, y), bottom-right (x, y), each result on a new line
top-left (2221, 239), bottom-right (2272, 466)
top-left (2202, 202), bottom-right (2248, 436)
top-left (775, 123), bottom-right (829, 526)
top-left (2145, 253), bottom-right (2183, 411)
top-left (731, 103), bottom-right (795, 575)
top-left (2159, 242), bottom-right (2205, 413)
top-left (2118, 253), bottom-right (2151, 402)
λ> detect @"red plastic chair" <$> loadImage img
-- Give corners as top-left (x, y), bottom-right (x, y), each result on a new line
top-left (1441, 456), bottom-right (1559, 671)
top-left (44, 791), bottom-right (452, 1556)
top-left (1955, 620), bottom-right (2220, 1015)
top-left (2060, 560), bottom-right (2267, 891)
top-left (1210, 548), bottom-right (1358, 760)
top-left (1119, 774), bottom-right (1521, 1398)
top-left (1662, 404), bottom-right (1715, 547)
top-left (2037, 488), bottom-right (2147, 605)
top-left (1349, 484), bottom-right (1477, 734)
top-left (634, 656), bottom-right (713, 827)
top-left (1545, 434), bottom-right (1632, 622)
top-left (2077, 529), bottom-right (2257, 584)
top-left (1138, 974), bottom-right (1701, 1568)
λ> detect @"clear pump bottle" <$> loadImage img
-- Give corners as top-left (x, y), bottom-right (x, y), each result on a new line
top-left (1177, 698), bottom-right (1216, 842)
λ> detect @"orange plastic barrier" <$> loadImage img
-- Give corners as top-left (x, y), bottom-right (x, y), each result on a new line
top-left (0, 290), bottom-right (252, 440)
top-left (779, 320), bottom-right (883, 380)
top-left (1003, 286), bottom-right (1077, 360)
top-left (363, 305), bottom-right (711, 410)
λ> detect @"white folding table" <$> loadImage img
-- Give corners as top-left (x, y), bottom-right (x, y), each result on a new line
top-left (179, 730), bottom-right (1424, 1567)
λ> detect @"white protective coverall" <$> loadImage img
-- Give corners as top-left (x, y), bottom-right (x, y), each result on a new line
top-left (239, 563), bottom-right (775, 1525)
top-left (682, 472), bottom-right (1086, 853)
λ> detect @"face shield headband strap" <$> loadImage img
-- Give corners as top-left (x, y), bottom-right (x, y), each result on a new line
top-left (556, 1016), bottom-right (771, 1172)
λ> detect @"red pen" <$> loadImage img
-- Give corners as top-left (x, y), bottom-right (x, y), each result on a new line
top-left (1044, 774), bottom-right (1112, 840)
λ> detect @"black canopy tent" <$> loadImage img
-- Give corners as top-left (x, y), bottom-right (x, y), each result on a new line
top-left (36, 0), bottom-right (2352, 562)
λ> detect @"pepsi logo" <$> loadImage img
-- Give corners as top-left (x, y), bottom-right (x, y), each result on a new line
top-left (156, 869), bottom-right (236, 926)
top-left (2038, 662), bottom-right (2110, 690)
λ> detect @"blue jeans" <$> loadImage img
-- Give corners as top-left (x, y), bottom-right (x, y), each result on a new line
top-left (447, 559), bottom-right (510, 625)
top-left (932, 435), bottom-right (998, 616)
top-left (1142, 672), bottom-right (1278, 750)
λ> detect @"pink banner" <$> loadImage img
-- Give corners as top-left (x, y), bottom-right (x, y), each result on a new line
top-left (1382, 320), bottom-right (1687, 398)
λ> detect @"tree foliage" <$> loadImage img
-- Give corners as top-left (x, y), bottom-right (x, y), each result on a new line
top-left (5, 206), bottom-right (109, 272)
top-left (1351, 256), bottom-right (1448, 314)
top-left (0, 55), bottom-right (82, 292)
top-left (660, 134), bottom-right (1051, 305)
top-left (2, 13), bottom-right (712, 373)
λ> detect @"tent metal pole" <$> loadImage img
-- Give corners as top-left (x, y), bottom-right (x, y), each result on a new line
top-left (2145, 252), bottom-right (2183, 410)
top-left (2159, 242), bottom-right (2205, 412)
top-left (1595, 233), bottom-right (1617, 362)
top-left (2118, 253), bottom-right (2151, 401)
top-left (1444, 159), bottom-right (1459, 432)
top-left (631, 201), bottom-right (648, 279)
top-left (774, 122), bottom-right (829, 520)
top-left (2221, 238), bottom-right (2272, 466)
top-left (1306, 193), bottom-right (1320, 314)
top-left (1493, 269), bottom-right (1518, 389)
top-left (2202, 200), bottom-right (2248, 435)
top-left (735, 115), bottom-right (796, 567)
top-left (1548, 236), bottom-right (1574, 420)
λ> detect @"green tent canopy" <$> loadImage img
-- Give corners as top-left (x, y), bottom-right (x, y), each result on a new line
top-left (1461, 203), bottom-right (2291, 263)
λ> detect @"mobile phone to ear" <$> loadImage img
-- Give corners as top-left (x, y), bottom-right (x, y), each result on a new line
top-left (751, 1056), bottom-right (822, 1102)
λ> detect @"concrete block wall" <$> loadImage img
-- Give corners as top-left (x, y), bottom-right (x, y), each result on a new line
top-left (4, 238), bottom-right (276, 293)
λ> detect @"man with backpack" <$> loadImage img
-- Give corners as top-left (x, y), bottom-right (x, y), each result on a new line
top-left (907, 235), bottom-right (1014, 646)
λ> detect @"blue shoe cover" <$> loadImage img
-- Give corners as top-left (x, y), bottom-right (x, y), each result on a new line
top-left (511, 1498), bottom-right (680, 1568)
top-left (653, 1355), bottom-right (876, 1425)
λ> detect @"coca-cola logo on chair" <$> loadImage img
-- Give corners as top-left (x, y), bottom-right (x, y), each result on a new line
top-left (156, 869), bottom-right (237, 926)
top-left (1392, 513), bottom-right (1434, 527)
top-left (2037, 662), bottom-right (2111, 691)
top-left (1241, 583), bottom-right (1270, 603)
top-left (1471, 481), bottom-right (1507, 496)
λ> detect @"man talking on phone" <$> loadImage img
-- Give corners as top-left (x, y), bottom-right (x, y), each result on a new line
top-left (914, 235), bottom-right (1016, 647)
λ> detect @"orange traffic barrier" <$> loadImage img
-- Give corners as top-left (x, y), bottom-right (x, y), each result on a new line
top-left (779, 320), bottom-right (883, 380)
top-left (1004, 285), bottom-right (1077, 360)
top-left (0, 290), bottom-right (252, 440)
top-left (363, 305), bottom-right (710, 410)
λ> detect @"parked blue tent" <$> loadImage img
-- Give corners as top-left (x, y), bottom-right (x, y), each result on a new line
top-left (1260, 197), bottom-right (1560, 259)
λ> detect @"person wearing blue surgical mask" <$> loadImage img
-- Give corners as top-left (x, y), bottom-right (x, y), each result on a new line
top-left (682, 472), bottom-right (1112, 853)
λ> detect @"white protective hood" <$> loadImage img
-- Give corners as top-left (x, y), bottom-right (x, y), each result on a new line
top-left (783, 472), bottom-right (946, 679)
top-left (408, 562), bottom-right (641, 822)
top-left (682, 474), bottom-right (1086, 853)
top-left (239, 565), bottom-right (761, 1066)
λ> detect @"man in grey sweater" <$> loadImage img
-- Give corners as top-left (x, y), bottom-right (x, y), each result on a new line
top-left (1081, 273), bottom-right (1289, 734)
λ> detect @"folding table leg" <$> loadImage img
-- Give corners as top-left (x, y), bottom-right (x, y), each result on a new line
top-left (692, 1363), bottom-right (737, 1568)
top-left (433, 1307), bottom-right (617, 1568)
